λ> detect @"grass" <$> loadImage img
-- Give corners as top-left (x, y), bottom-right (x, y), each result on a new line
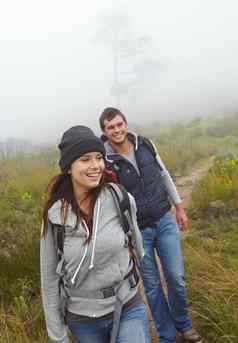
top-left (183, 226), bottom-right (238, 343)
top-left (0, 299), bottom-right (48, 343)
top-left (0, 155), bottom-right (66, 343)
top-left (1, 114), bottom-right (238, 341)
top-left (191, 156), bottom-right (238, 211)
top-left (184, 151), bottom-right (238, 342)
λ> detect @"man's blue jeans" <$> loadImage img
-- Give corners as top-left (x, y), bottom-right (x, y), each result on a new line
top-left (67, 302), bottom-right (151, 343)
top-left (140, 212), bottom-right (192, 343)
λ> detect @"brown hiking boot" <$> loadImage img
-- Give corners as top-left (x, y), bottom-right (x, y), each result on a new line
top-left (180, 329), bottom-right (203, 343)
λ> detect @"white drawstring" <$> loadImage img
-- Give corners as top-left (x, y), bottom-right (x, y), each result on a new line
top-left (71, 219), bottom-right (89, 285)
top-left (89, 198), bottom-right (101, 269)
top-left (71, 197), bottom-right (101, 283)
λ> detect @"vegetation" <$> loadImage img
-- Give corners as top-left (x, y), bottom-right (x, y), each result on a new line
top-left (149, 113), bottom-right (238, 175)
top-left (184, 143), bottom-right (238, 342)
top-left (0, 113), bottom-right (238, 342)
top-left (0, 155), bottom-right (56, 342)
top-left (183, 235), bottom-right (238, 343)
top-left (191, 155), bottom-right (238, 212)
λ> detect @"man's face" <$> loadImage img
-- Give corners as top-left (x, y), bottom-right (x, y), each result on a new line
top-left (103, 114), bottom-right (128, 145)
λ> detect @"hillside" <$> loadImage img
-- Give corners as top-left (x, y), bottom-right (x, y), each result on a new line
top-left (0, 113), bottom-right (238, 342)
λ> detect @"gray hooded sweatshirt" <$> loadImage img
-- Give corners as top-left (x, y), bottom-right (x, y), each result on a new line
top-left (40, 186), bottom-right (144, 343)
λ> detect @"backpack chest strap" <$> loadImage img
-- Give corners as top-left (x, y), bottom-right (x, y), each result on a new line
top-left (66, 272), bottom-right (137, 299)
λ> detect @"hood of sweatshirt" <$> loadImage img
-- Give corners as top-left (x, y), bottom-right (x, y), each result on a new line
top-left (48, 200), bottom-right (77, 227)
top-left (47, 196), bottom-right (101, 284)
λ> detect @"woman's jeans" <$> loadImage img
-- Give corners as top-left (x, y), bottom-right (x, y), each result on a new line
top-left (140, 212), bottom-right (192, 343)
top-left (67, 302), bottom-right (151, 343)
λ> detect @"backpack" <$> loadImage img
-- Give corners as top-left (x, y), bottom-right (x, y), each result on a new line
top-left (53, 182), bottom-right (140, 288)
top-left (52, 183), bottom-right (140, 342)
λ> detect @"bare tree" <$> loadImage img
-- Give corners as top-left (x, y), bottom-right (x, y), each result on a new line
top-left (94, 9), bottom-right (160, 107)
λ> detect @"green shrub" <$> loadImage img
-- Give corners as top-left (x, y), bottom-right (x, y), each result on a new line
top-left (0, 156), bottom-right (57, 304)
top-left (191, 156), bottom-right (238, 211)
top-left (156, 137), bottom-right (216, 175)
top-left (183, 230), bottom-right (238, 343)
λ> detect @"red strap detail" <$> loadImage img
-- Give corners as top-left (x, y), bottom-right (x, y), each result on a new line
top-left (104, 169), bottom-right (118, 183)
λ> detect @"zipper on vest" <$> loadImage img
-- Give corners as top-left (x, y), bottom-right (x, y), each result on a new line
top-left (140, 176), bottom-right (145, 191)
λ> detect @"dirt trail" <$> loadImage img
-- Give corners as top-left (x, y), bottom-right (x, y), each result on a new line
top-left (147, 160), bottom-right (212, 343)
top-left (175, 162), bottom-right (212, 208)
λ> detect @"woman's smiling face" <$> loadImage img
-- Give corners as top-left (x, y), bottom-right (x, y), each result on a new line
top-left (69, 151), bottom-right (105, 192)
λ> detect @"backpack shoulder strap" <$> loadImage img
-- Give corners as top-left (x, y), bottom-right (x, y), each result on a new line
top-left (139, 136), bottom-right (156, 156)
top-left (52, 223), bottom-right (65, 261)
top-left (106, 182), bottom-right (140, 288)
top-left (140, 136), bottom-right (163, 171)
top-left (106, 183), bottom-right (131, 234)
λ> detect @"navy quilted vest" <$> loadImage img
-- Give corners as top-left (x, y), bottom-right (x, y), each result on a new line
top-left (106, 136), bottom-right (171, 229)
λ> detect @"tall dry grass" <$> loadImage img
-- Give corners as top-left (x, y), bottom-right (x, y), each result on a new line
top-left (183, 238), bottom-right (238, 343)
top-left (1, 116), bottom-right (238, 342)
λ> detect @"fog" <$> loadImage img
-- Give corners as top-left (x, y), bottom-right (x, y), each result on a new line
top-left (1, 0), bottom-right (238, 143)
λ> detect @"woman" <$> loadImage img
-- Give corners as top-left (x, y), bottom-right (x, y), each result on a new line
top-left (40, 125), bottom-right (150, 343)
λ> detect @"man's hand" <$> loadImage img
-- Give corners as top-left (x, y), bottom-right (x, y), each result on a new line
top-left (175, 203), bottom-right (189, 232)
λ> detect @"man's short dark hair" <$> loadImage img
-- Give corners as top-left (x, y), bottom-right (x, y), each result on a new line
top-left (99, 107), bottom-right (127, 131)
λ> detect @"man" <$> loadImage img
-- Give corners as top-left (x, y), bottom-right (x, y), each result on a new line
top-left (99, 107), bottom-right (202, 343)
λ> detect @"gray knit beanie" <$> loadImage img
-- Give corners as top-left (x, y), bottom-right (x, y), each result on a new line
top-left (58, 126), bottom-right (106, 172)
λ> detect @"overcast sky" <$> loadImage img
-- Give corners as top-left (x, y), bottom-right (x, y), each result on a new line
top-left (0, 0), bottom-right (238, 143)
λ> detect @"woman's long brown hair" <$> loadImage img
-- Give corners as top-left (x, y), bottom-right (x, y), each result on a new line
top-left (42, 170), bottom-right (112, 242)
